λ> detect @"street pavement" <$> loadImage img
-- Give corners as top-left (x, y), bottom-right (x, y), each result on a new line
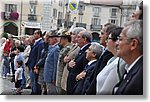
top-left (0, 76), bottom-right (31, 95)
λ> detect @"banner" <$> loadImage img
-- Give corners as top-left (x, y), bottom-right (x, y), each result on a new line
top-left (68, 0), bottom-right (79, 14)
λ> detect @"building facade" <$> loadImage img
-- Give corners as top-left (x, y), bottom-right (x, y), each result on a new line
top-left (0, 0), bottom-right (142, 36)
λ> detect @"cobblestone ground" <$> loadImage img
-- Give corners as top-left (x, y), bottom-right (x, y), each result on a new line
top-left (0, 76), bottom-right (31, 95)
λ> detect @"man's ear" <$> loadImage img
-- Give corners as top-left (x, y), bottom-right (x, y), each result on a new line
top-left (92, 52), bottom-right (97, 58)
top-left (130, 39), bottom-right (139, 51)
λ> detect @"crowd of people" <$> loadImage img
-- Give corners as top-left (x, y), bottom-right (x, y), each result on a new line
top-left (0, 2), bottom-right (143, 95)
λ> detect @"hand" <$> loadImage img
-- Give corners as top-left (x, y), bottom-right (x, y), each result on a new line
top-left (76, 71), bottom-right (86, 81)
top-left (34, 66), bottom-right (38, 74)
top-left (68, 59), bottom-right (76, 68)
top-left (64, 56), bottom-right (71, 63)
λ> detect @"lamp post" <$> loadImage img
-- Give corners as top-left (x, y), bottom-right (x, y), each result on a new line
top-left (65, 3), bottom-right (70, 30)
top-left (20, 0), bottom-right (23, 36)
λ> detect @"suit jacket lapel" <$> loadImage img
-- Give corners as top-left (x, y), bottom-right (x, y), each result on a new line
top-left (33, 39), bottom-right (42, 48)
top-left (115, 56), bottom-right (143, 94)
top-left (75, 43), bottom-right (91, 60)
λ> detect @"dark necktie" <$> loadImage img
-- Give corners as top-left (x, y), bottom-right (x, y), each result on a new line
top-left (84, 64), bottom-right (89, 72)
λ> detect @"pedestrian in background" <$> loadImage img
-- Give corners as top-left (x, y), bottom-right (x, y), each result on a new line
top-left (26, 30), bottom-right (44, 95)
top-left (15, 60), bottom-right (23, 95)
top-left (43, 30), bottom-right (60, 95)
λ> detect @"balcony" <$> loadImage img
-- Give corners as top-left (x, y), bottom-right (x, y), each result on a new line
top-left (76, 23), bottom-right (86, 28)
top-left (78, 10), bottom-right (84, 15)
top-left (93, 13), bottom-right (100, 17)
top-left (28, 14), bottom-right (37, 21)
top-left (57, 19), bottom-right (65, 27)
top-left (90, 25), bottom-right (102, 31)
top-left (29, 0), bottom-right (38, 5)
top-left (64, 21), bottom-right (73, 28)
top-left (1, 12), bottom-right (10, 20)
top-left (110, 14), bottom-right (117, 18)
top-left (1, 12), bottom-right (19, 21)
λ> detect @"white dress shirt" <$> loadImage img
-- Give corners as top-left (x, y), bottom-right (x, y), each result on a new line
top-left (96, 57), bottom-right (119, 94)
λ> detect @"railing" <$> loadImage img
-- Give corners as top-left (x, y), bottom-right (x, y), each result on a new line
top-left (29, 0), bottom-right (38, 5)
top-left (28, 14), bottom-right (37, 21)
top-left (64, 21), bottom-right (74, 28)
top-left (76, 23), bottom-right (86, 28)
top-left (90, 25), bottom-right (102, 31)
top-left (1, 12), bottom-right (19, 21)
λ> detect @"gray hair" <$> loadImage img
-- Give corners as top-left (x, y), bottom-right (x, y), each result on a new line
top-left (126, 20), bottom-right (143, 53)
top-left (82, 31), bottom-right (93, 43)
top-left (90, 42), bottom-right (104, 59)
top-left (72, 27), bottom-right (86, 35)
top-left (1, 37), bottom-right (6, 43)
top-left (15, 39), bottom-right (21, 45)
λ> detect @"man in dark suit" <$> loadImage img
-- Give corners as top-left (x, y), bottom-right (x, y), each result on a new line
top-left (85, 23), bottom-right (116, 95)
top-left (67, 31), bottom-right (92, 95)
top-left (86, 50), bottom-right (114, 95)
top-left (113, 20), bottom-right (143, 95)
top-left (26, 30), bottom-right (44, 95)
top-left (73, 42), bottom-right (103, 95)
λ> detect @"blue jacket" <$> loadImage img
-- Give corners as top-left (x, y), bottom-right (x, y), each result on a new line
top-left (44, 44), bottom-right (60, 83)
top-left (26, 38), bottom-right (44, 70)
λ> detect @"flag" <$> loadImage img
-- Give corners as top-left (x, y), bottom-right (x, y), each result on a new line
top-left (68, 0), bottom-right (79, 14)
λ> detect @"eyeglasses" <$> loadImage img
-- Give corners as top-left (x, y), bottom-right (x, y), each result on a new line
top-left (107, 37), bottom-right (113, 40)
top-left (101, 32), bottom-right (105, 35)
top-left (117, 36), bottom-right (132, 41)
top-left (34, 32), bottom-right (37, 34)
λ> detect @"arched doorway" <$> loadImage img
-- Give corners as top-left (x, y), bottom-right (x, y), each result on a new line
top-left (3, 22), bottom-right (18, 36)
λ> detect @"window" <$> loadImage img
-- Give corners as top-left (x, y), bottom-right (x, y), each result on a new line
top-left (91, 18), bottom-right (101, 25)
top-left (29, 2), bottom-right (37, 21)
top-left (59, 0), bottom-right (63, 7)
top-left (53, 8), bottom-right (57, 18)
top-left (58, 11), bottom-right (63, 19)
top-left (30, 4), bottom-right (36, 14)
top-left (5, 4), bottom-right (17, 19)
top-left (109, 19), bottom-right (118, 25)
top-left (111, 8), bottom-right (118, 17)
top-left (79, 15), bottom-right (83, 23)
top-left (78, 4), bottom-right (85, 15)
top-left (78, 5), bottom-right (85, 11)
top-left (93, 7), bottom-right (101, 17)
top-left (5, 4), bottom-right (17, 12)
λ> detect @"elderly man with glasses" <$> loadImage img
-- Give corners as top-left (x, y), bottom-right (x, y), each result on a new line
top-left (113, 20), bottom-right (143, 95)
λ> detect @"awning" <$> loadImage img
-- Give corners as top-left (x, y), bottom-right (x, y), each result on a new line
top-left (3, 22), bottom-right (18, 27)
top-left (24, 22), bottom-right (41, 29)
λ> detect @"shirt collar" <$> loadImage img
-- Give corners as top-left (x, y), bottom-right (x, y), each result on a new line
top-left (125, 55), bottom-right (143, 73)
top-left (34, 38), bottom-right (42, 44)
top-left (80, 43), bottom-right (90, 51)
top-left (51, 42), bottom-right (59, 47)
top-left (88, 59), bottom-right (97, 66)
